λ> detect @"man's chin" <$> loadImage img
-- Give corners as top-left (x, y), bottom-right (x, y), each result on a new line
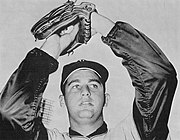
top-left (78, 109), bottom-right (94, 119)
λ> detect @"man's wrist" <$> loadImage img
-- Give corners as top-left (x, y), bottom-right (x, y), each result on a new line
top-left (40, 34), bottom-right (61, 60)
top-left (91, 12), bottom-right (114, 36)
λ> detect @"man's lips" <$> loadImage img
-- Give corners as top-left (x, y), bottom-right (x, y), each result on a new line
top-left (80, 101), bottom-right (93, 106)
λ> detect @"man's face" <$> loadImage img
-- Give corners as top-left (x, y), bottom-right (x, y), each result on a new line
top-left (64, 69), bottom-right (105, 124)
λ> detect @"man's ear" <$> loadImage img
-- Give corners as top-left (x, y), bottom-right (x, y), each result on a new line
top-left (59, 95), bottom-right (65, 107)
top-left (104, 93), bottom-right (110, 107)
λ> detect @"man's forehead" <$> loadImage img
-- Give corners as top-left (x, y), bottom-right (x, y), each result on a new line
top-left (67, 69), bottom-right (101, 82)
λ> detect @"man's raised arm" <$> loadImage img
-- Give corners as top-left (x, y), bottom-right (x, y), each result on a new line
top-left (0, 24), bottom-right (79, 140)
top-left (0, 47), bottom-right (58, 139)
top-left (92, 12), bottom-right (178, 139)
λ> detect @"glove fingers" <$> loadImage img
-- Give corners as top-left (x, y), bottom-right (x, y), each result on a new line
top-left (31, 1), bottom-right (97, 56)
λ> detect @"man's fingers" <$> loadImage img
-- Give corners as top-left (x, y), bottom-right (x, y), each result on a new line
top-left (60, 23), bottom-right (79, 36)
top-left (58, 23), bottom-right (79, 52)
top-left (65, 25), bottom-right (74, 34)
top-left (60, 26), bottom-right (73, 35)
top-left (69, 23), bottom-right (79, 39)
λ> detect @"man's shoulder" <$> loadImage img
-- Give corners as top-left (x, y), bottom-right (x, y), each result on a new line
top-left (47, 128), bottom-right (70, 140)
top-left (108, 113), bottom-right (140, 140)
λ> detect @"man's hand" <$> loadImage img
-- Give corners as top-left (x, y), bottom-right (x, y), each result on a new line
top-left (91, 12), bottom-right (114, 37)
top-left (59, 23), bottom-right (79, 54)
top-left (31, 1), bottom-right (97, 56)
top-left (40, 23), bottom-right (79, 59)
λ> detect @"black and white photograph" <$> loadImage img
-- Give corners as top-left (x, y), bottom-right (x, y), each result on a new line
top-left (0, 0), bottom-right (180, 139)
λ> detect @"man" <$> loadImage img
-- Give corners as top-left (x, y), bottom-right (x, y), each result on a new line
top-left (0, 4), bottom-right (177, 140)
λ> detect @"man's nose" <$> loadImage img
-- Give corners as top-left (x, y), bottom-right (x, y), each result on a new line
top-left (81, 86), bottom-right (91, 97)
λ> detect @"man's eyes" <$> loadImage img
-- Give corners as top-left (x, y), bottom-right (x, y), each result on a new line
top-left (71, 84), bottom-right (99, 89)
top-left (70, 83), bottom-right (100, 91)
top-left (72, 84), bottom-right (81, 89)
top-left (89, 84), bottom-right (99, 89)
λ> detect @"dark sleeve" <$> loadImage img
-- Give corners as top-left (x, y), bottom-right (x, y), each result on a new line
top-left (101, 22), bottom-right (178, 140)
top-left (0, 48), bottom-right (58, 140)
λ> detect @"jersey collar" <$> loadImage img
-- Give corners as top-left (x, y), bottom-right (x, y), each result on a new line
top-left (69, 121), bottom-right (108, 138)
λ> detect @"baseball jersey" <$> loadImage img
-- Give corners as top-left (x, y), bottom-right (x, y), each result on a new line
top-left (0, 22), bottom-right (177, 140)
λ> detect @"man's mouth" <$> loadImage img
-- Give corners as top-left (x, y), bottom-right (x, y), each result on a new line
top-left (80, 101), bottom-right (93, 106)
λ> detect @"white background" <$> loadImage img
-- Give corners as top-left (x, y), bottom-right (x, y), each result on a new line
top-left (0, 0), bottom-right (180, 139)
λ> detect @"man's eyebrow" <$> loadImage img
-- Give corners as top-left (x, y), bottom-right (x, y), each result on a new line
top-left (67, 79), bottom-right (80, 86)
top-left (89, 79), bottom-right (102, 84)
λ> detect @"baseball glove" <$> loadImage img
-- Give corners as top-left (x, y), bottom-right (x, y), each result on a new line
top-left (31, 0), bottom-right (97, 56)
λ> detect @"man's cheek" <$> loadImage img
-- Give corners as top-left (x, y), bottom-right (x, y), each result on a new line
top-left (95, 96), bottom-right (104, 105)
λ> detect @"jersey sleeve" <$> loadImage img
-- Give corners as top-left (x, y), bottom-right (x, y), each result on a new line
top-left (0, 48), bottom-right (58, 140)
top-left (101, 22), bottom-right (178, 139)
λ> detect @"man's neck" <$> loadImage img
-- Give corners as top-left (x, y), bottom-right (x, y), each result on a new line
top-left (69, 116), bottom-right (104, 136)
